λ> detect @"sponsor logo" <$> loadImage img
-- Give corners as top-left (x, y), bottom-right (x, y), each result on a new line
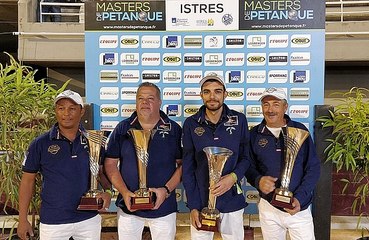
top-left (162, 53), bottom-right (182, 66)
top-left (183, 70), bottom-right (202, 83)
top-left (100, 121), bottom-right (119, 131)
top-left (290, 52), bottom-right (311, 66)
top-left (184, 105), bottom-right (201, 117)
top-left (226, 70), bottom-right (243, 84)
top-left (245, 190), bottom-right (260, 203)
top-left (100, 104), bottom-right (119, 117)
top-left (100, 53), bottom-right (118, 66)
top-left (227, 88), bottom-right (244, 100)
top-left (121, 70), bottom-right (140, 83)
top-left (121, 87), bottom-right (138, 100)
top-left (246, 105), bottom-right (263, 118)
top-left (163, 104), bottom-right (182, 117)
top-left (183, 88), bottom-right (201, 100)
top-left (141, 53), bottom-right (161, 66)
top-left (184, 53), bottom-right (203, 66)
top-left (291, 34), bottom-right (311, 48)
top-left (268, 70), bottom-right (288, 83)
top-left (121, 104), bottom-right (136, 117)
top-left (120, 36), bottom-right (139, 48)
top-left (289, 105), bottom-right (310, 118)
top-left (246, 88), bottom-right (265, 101)
top-left (163, 88), bottom-right (182, 100)
top-left (179, 3), bottom-right (224, 14)
top-left (163, 35), bottom-right (181, 48)
top-left (99, 35), bottom-right (118, 48)
top-left (247, 53), bottom-right (266, 66)
top-left (183, 36), bottom-right (202, 48)
top-left (225, 35), bottom-right (245, 48)
top-left (269, 35), bottom-right (289, 48)
top-left (204, 53), bottom-right (223, 66)
top-left (246, 70), bottom-right (266, 83)
top-left (225, 53), bottom-right (244, 66)
top-left (163, 70), bottom-right (181, 83)
top-left (204, 35), bottom-right (223, 48)
top-left (290, 88), bottom-right (310, 101)
top-left (290, 70), bottom-right (309, 83)
top-left (222, 13), bottom-right (233, 25)
top-left (268, 53), bottom-right (288, 66)
top-left (247, 35), bottom-right (266, 48)
top-left (141, 70), bottom-right (161, 83)
top-left (100, 87), bottom-right (119, 100)
top-left (100, 70), bottom-right (118, 82)
top-left (120, 53), bottom-right (139, 65)
top-left (141, 35), bottom-right (161, 48)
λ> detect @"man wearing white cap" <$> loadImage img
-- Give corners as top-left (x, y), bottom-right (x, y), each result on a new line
top-left (182, 73), bottom-right (250, 240)
top-left (245, 87), bottom-right (320, 240)
top-left (18, 90), bottom-right (111, 240)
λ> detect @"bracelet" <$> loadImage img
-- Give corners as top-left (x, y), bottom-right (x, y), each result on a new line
top-left (163, 185), bottom-right (171, 196)
top-left (105, 189), bottom-right (114, 196)
top-left (230, 172), bottom-right (238, 183)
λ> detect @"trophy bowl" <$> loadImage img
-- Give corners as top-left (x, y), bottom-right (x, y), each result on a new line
top-left (77, 130), bottom-right (107, 211)
top-left (270, 127), bottom-right (309, 209)
top-left (198, 146), bottom-right (233, 232)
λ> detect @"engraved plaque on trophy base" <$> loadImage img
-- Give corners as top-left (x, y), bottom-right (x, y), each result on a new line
top-left (197, 208), bottom-right (220, 232)
top-left (131, 190), bottom-right (155, 210)
top-left (77, 196), bottom-right (103, 210)
top-left (270, 188), bottom-right (294, 209)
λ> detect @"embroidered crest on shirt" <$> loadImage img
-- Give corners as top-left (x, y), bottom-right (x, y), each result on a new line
top-left (48, 144), bottom-right (60, 154)
top-left (258, 138), bottom-right (268, 148)
top-left (157, 123), bottom-right (171, 138)
top-left (224, 116), bottom-right (238, 126)
top-left (194, 127), bottom-right (205, 136)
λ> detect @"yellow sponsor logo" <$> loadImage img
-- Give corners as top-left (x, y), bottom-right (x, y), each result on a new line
top-left (163, 56), bottom-right (181, 63)
top-left (247, 56), bottom-right (265, 63)
top-left (227, 91), bottom-right (243, 97)
top-left (121, 39), bottom-right (138, 45)
top-left (184, 108), bottom-right (199, 114)
top-left (291, 37), bottom-right (310, 44)
top-left (101, 107), bottom-right (119, 114)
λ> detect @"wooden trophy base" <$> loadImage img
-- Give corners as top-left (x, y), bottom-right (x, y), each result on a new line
top-left (131, 195), bottom-right (155, 210)
top-left (77, 196), bottom-right (103, 210)
top-left (198, 214), bottom-right (220, 232)
top-left (271, 192), bottom-right (294, 209)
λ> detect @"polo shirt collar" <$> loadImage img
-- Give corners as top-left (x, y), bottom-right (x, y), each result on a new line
top-left (49, 123), bottom-right (85, 141)
top-left (258, 114), bottom-right (292, 134)
top-left (196, 104), bottom-right (231, 124)
top-left (129, 110), bottom-right (171, 130)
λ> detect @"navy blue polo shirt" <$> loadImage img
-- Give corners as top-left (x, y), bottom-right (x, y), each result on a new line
top-left (182, 104), bottom-right (250, 213)
top-left (22, 124), bottom-right (97, 224)
top-left (105, 110), bottom-right (182, 218)
top-left (245, 115), bottom-right (321, 210)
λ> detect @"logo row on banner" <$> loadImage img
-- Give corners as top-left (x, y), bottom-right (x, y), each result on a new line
top-left (99, 52), bottom-right (311, 67)
top-left (99, 34), bottom-right (311, 49)
top-left (97, 87), bottom-right (310, 102)
top-left (99, 69), bottom-right (310, 84)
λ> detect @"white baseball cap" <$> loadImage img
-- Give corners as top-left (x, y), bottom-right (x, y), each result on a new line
top-left (199, 73), bottom-right (225, 88)
top-left (54, 90), bottom-right (84, 108)
top-left (259, 87), bottom-right (287, 101)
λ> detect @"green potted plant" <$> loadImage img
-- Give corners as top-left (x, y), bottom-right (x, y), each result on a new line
top-left (0, 52), bottom-right (69, 239)
top-left (319, 87), bottom-right (369, 240)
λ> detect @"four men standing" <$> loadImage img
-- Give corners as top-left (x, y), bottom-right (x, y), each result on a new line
top-left (17, 83), bottom-right (320, 240)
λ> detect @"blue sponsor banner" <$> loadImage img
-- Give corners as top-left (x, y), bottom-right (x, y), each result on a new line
top-left (85, 0), bottom-right (325, 214)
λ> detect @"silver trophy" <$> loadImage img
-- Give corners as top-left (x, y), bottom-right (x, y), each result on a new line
top-left (271, 127), bottom-right (309, 209)
top-left (77, 130), bottom-right (107, 210)
top-left (199, 146), bottom-right (233, 232)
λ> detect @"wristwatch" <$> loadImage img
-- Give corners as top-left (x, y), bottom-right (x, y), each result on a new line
top-left (163, 185), bottom-right (171, 198)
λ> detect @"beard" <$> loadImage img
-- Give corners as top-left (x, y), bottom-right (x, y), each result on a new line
top-left (204, 101), bottom-right (223, 111)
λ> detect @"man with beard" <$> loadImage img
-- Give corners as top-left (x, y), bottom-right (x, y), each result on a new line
top-left (245, 87), bottom-right (320, 240)
top-left (182, 73), bottom-right (250, 240)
